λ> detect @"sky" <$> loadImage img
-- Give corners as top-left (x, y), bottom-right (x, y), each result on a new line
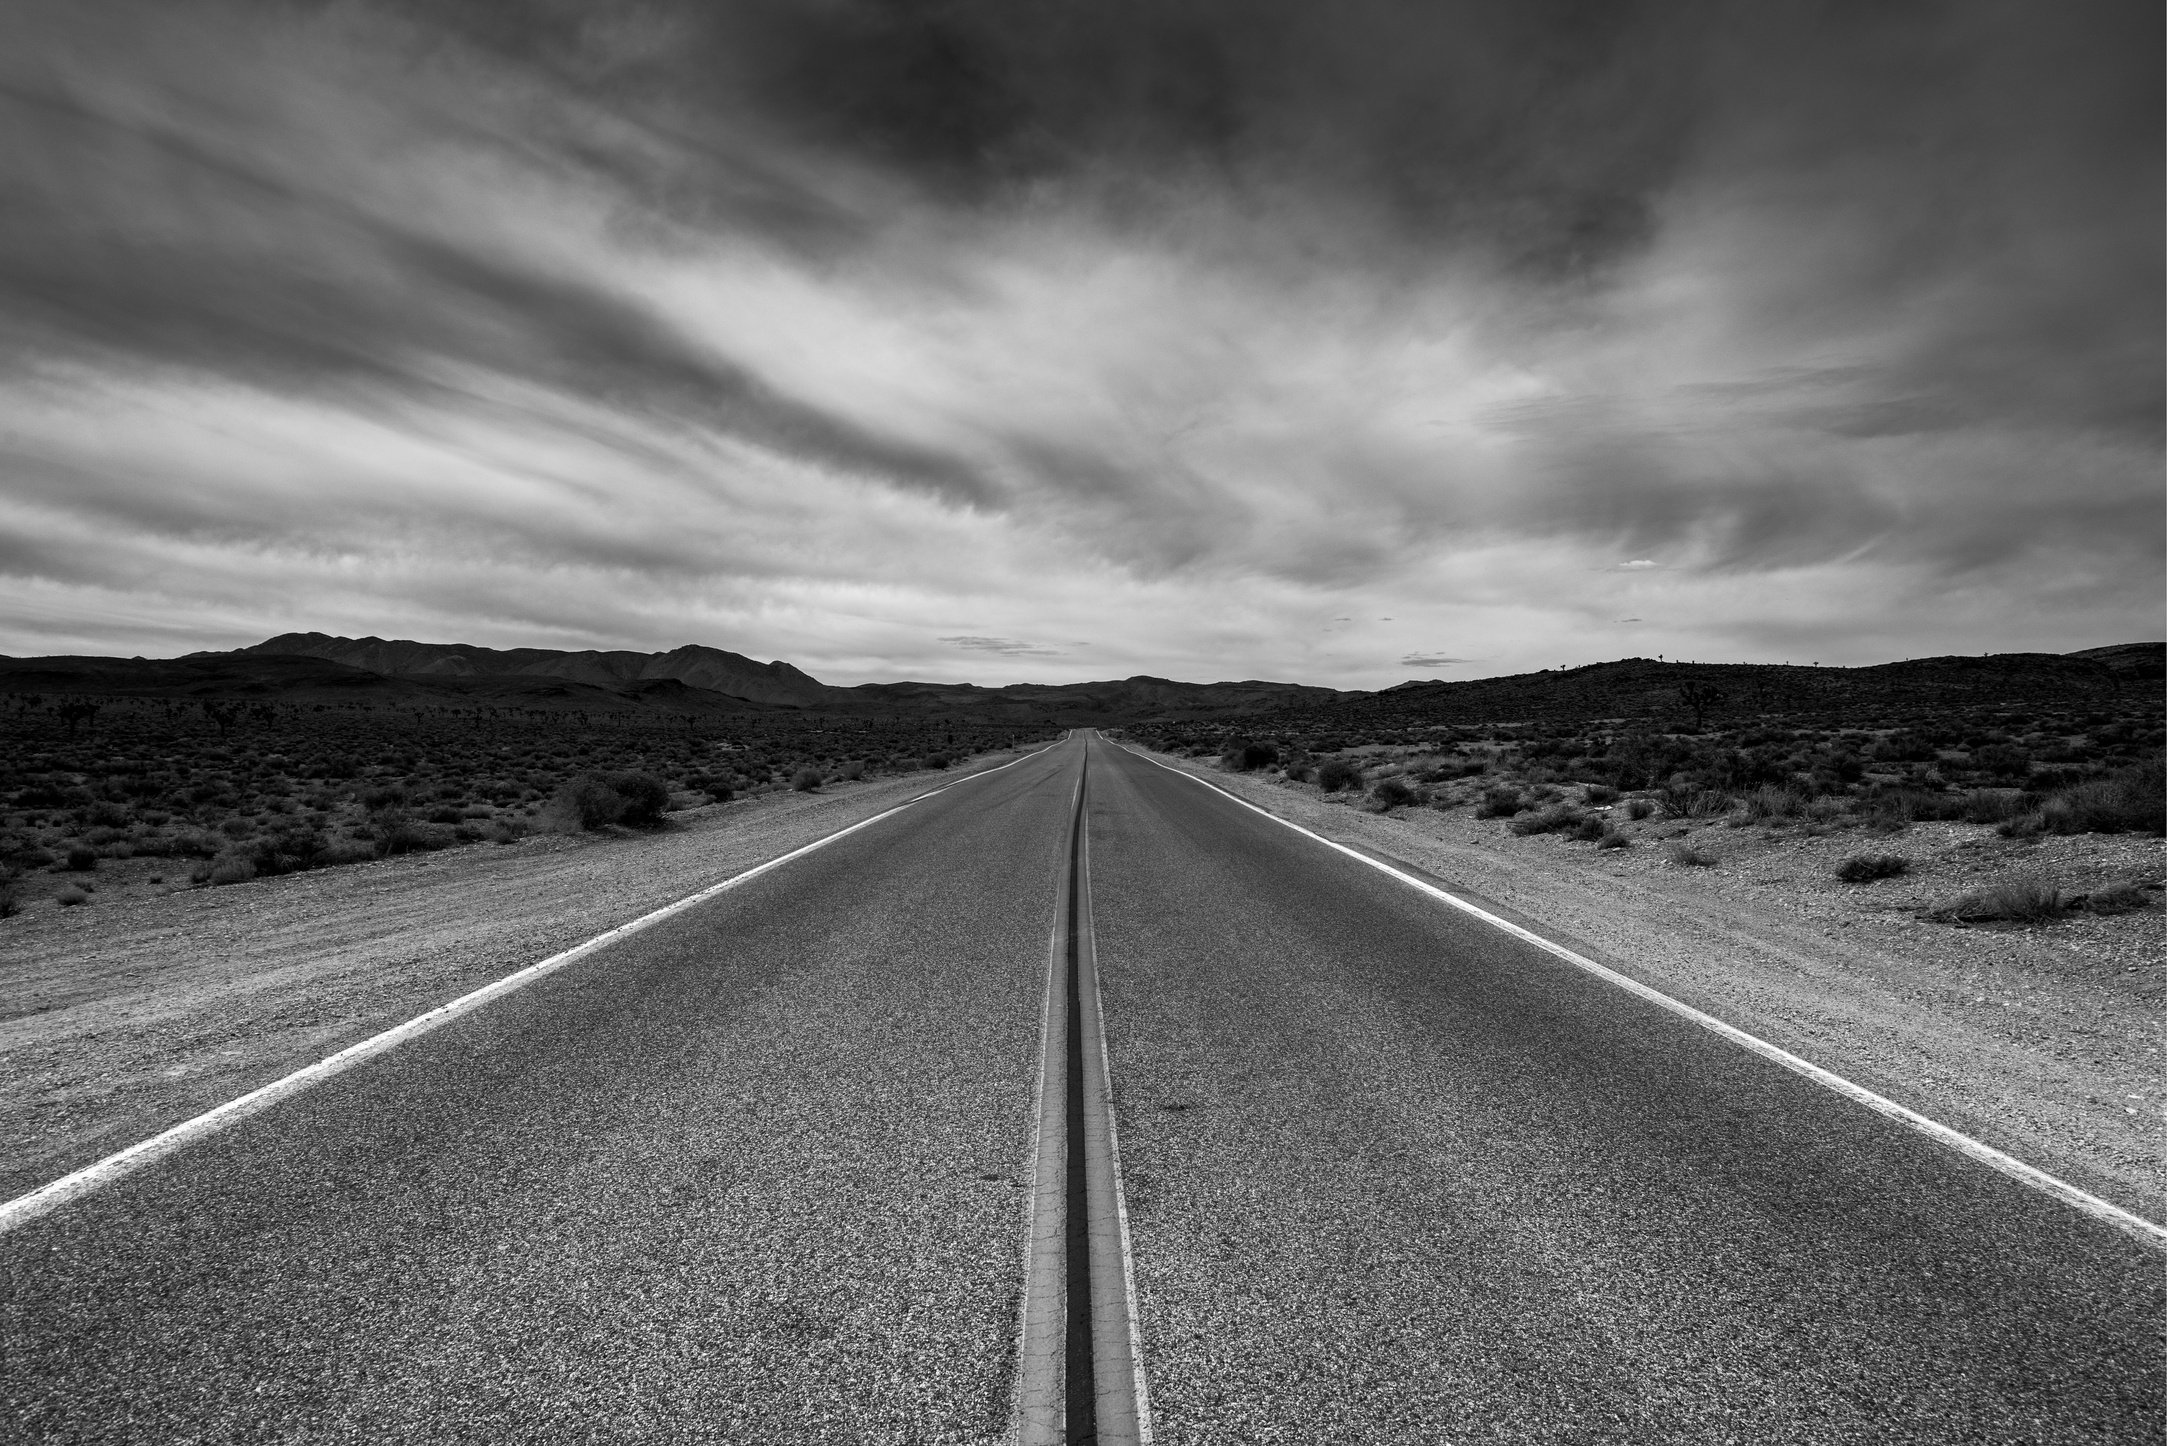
top-left (0, 0), bottom-right (2159, 688)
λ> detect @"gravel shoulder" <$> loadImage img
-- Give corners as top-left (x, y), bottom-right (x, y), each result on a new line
top-left (0, 757), bottom-right (1031, 1201)
top-left (1121, 747), bottom-right (2165, 1223)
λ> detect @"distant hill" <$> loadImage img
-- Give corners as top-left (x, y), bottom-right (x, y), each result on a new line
top-left (2, 637), bottom-right (2154, 727)
top-left (234, 632), bottom-right (831, 708)
top-left (1253, 646), bottom-right (2166, 734)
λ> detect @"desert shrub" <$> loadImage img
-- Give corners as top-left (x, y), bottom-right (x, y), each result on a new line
top-left (1664, 840), bottom-right (1717, 867)
top-left (207, 851), bottom-right (258, 886)
top-left (1371, 777), bottom-right (1416, 809)
top-left (1511, 804), bottom-right (1588, 837)
top-left (1474, 786), bottom-right (1524, 819)
top-left (1971, 744), bottom-right (2030, 778)
top-left (425, 805), bottom-right (464, 825)
top-left (1929, 876), bottom-right (2064, 924)
top-left (549, 775), bottom-right (626, 831)
top-left (1595, 829), bottom-right (1631, 849)
top-left (1582, 784), bottom-right (1621, 805)
top-left (1658, 782), bottom-right (1730, 819)
top-left (835, 760), bottom-right (866, 781)
top-left (62, 844), bottom-right (99, 872)
top-left (688, 773), bottom-right (734, 803)
top-left (604, 771), bottom-right (671, 826)
top-left (1223, 740), bottom-right (1279, 772)
top-left (922, 753), bottom-right (951, 770)
top-left (1569, 814), bottom-right (1610, 842)
top-left (791, 767), bottom-right (825, 792)
top-left (0, 867), bottom-right (19, 918)
top-left (1316, 758), bottom-right (1365, 793)
top-left (13, 845), bottom-right (55, 870)
top-left (1957, 790), bottom-right (2027, 825)
top-left (1996, 812), bottom-right (2045, 839)
top-left (2038, 761), bottom-right (2164, 836)
top-left (55, 884), bottom-right (89, 906)
top-left (1836, 853), bottom-right (1910, 883)
top-left (1739, 785), bottom-right (1810, 822)
top-left (1282, 763), bottom-right (1315, 784)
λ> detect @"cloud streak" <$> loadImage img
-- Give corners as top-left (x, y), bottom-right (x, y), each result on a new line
top-left (0, 0), bottom-right (2156, 684)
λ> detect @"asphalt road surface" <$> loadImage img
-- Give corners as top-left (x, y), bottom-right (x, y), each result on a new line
top-left (5, 731), bottom-right (2160, 1443)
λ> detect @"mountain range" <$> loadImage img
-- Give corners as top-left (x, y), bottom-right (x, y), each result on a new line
top-left (0, 633), bottom-right (2156, 726)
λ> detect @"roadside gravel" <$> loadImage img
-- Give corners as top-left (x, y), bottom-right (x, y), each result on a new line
top-left (0, 757), bottom-right (1028, 1201)
top-left (1125, 747), bottom-right (2164, 1221)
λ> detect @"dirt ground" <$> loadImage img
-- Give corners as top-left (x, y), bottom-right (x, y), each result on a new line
top-left (1130, 748), bottom-right (2164, 1227)
top-left (0, 759), bottom-right (1025, 1201)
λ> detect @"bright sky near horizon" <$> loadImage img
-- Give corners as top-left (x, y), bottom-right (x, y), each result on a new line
top-left (1, 1), bottom-right (2159, 687)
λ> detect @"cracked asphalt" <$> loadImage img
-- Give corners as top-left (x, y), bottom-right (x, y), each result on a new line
top-left (4, 731), bottom-right (2159, 1443)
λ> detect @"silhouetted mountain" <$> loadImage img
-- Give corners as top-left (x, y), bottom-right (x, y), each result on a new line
top-left (236, 633), bottom-right (830, 708)
top-left (181, 634), bottom-right (1352, 719)
top-left (1261, 647), bottom-right (2166, 733)
top-left (2, 638), bottom-right (2155, 728)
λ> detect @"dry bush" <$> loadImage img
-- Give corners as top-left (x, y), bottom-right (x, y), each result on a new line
top-left (1836, 853), bottom-right (1910, 883)
top-left (55, 884), bottom-right (89, 906)
top-left (547, 775), bottom-right (625, 831)
top-left (1664, 840), bottom-right (1717, 867)
top-left (1595, 829), bottom-right (1631, 849)
top-left (604, 771), bottom-right (670, 827)
top-left (1370, 777), bottom-right (1417, 809)
top-left (1316, 758), bottom-right (1365, 793)
top-left (1928, 876), bottom-right (2064, 925)
top-left (1511, 804), bottom-right (1588, 837)
top-left (1474, 785), bottom-right (1524, 818)
top-left (207, 851), bottom-right (258, 886)
top-left (1625, 797), bottom-right (1655, 820)
top-left (791, 767), bottom-right (825, 792)
top-left (2039, 762), bottom-right (2164, 836)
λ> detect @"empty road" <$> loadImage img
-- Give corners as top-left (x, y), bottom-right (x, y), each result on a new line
top-left (4, 731), bottom-right (2159, 1442)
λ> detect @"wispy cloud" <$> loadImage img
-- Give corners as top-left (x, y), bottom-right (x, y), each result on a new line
top-left (938, 636), bottom-right (1066, 658)
top-left (0, 0), bottom-right (2155, 684)
top-left (1401, 654), bottom-right (1473, 669)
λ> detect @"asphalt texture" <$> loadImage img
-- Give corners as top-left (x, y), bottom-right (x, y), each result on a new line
top-left (2, 747), bottom-right (1076, 1443)
top-left (1084, 739), bottom-right (2162, 1444)
top-left (5, 732), bottom-right (2161, 1443)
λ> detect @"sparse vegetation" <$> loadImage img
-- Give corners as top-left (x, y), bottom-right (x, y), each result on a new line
top-left (1474, 786), bottom-right (1523, 819)
top-left (1370, 777), bottom-right (1417, 809)
top-left (1836, 853), bottom-right (1911, 883)
top-left (1121, 662), bottom-right (2160, 860)
top-left (1665, 840), bottom-right (1718, 867)
top-left (1928, 876), bottom-right (2065, 925)
top-left (0, 695), bottom-right (1053, 902)
top-left (1315, 758), bottom-right (1364, 793)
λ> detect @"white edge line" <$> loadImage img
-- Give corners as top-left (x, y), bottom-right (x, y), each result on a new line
top-left (0, 748), bottom-right (1046, 1238)
top-left (1118, 743), bottom-right (2167, 1251)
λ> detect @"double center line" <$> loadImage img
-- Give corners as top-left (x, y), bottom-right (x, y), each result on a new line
top-left (1015, 748), bottom-right (1153, 1444)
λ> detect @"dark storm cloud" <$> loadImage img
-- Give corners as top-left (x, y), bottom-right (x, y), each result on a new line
top-left (409, 0), bottom-right (1711, 275)
top-left (0, 9), bottom-right (989, 501)
top-left (0, 0), bottom-right (2158, 675)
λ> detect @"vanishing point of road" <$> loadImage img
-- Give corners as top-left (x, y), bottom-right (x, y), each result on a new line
top-left (4, 731), bottom-right (2159, 1442)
